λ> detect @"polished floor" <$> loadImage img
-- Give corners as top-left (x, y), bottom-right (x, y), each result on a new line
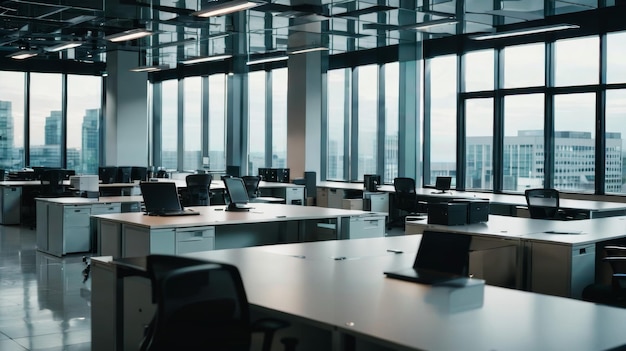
top-left (0, 225), bottom-right (91, 351)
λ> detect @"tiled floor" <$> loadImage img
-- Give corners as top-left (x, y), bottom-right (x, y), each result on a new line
top-left (0, 225), bottom-right (91, 351)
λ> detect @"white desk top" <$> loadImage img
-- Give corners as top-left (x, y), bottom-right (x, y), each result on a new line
top-left (93, 203), bottom-right (383, 229)
top-left (182, 236), bottom-right (626, 351)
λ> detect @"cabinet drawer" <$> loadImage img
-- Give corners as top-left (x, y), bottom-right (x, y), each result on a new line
top-left (63, 207), bottom-right (91, 227)
top-left (176, 227), bottom-right (215, 254)
top-left (92, 203), bottom-right (122, 215)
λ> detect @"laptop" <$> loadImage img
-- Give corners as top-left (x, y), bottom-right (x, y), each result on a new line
top-left (384, 230), bottom-right (471, 284)
top-left (140, 181), bottom-right (200, 216)
top-left (224, 177), bottom-right (253, 211)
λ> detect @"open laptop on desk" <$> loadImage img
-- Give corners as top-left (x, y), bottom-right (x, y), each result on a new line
top-left (384, 230), bottom-right (471, 284)
top-left (224, 177), bottom-right (253, 211)
top-left (140, 181), bottom-right (200, 216)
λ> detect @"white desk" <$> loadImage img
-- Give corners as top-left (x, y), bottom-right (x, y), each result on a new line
top-left (91, 236), bottom-right (626, 351)
top-left (94, 203), bottom-right (386, 258)
top-left (36, 196), bottom-right (143, 257)
top-left (406, 214), bottom-right (626, 298)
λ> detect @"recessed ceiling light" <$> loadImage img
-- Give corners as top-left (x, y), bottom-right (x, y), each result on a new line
top-left (7, 50), bottom-right (38, 60)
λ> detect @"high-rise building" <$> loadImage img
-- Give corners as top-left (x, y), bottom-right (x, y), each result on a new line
top-left (0, 100), bottom-right (14, 169)
top-left (81, 109), bottom-right (100, 174)
top-left (45, 110), bottom-right (62, 146)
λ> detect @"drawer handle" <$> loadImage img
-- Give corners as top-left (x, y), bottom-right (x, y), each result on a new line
top-left (179, 238), bottom-right (204, 242)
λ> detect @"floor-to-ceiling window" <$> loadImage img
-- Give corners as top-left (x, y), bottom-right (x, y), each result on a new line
top-left (384, 62), bottom-right (399, 184)
top-left (327, 68), bottom-right (350, 181)
top-left (29, 73), bottom-right (62, 168)
top-left (67, 75), bottom-right (101, 174)
top-left (161, 79), bottom-right (178, 170)
top-left (0, 71), bottom-right (25, 170)
top-left (183, 76), bottom-right (202, 171)
top-left (356, 64), bottom-right (378, 180)
top-left (208, 74), bottom-right (227, 171)
top-left (465, 98), bottom-right (493, 190)
top-left (248, 70), bottom-right (266, 175)
top-left (271, 68), bottom-right (288, 168)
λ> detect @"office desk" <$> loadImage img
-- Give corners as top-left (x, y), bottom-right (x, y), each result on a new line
top-left (36, 196), bottom-right (143, 257)
top-left (91, 236), bottom-right (626, 351)
top-left (406, 215), bottom-right (626, 298)
top-left (94, 203), bottom-right (386, 258)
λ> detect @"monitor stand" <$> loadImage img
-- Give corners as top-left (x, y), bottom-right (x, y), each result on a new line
top-left (226, 203), bottom-right (252, 211)
top-left (431, 190), bottom-right (449, 194)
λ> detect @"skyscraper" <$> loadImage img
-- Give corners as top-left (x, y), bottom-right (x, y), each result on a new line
top-left (81, 108), bottom-right (100, 174)
top-left (0, 100), bottom-right (14, 169)
top-left (45, 110), bottom-right (61, 145)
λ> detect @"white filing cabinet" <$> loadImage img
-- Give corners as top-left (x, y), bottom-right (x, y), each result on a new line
top-left (48, 204), bottom-right (92, 256)
top-left (284, 186), bottom-right (305, 205)
top-left (176, 227), bottom-right (215, 254)
top-left (347, 215), bottom-right (386, 239)
top-left (122, 225), bottom-right (215, 258)
top-left (363, 191), bottom-right (389, 214)
top-left (0, 186), bottom-right (21, 224)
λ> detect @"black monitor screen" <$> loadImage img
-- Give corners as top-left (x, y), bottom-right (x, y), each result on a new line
top-left (131, 167), bottom-right (148, 182)
top-left (224, 177), bottom-right (250, 205)
top-left (435, 176), bottom-right (452, 191)
top-left (364, 174), bottom-right (381, 192)
top-left (140, 182), bottom-right (182, 214)
top-left (413, 230), bottom-right (471, 276)
top-left (99, 166), bottom-right (118, 184)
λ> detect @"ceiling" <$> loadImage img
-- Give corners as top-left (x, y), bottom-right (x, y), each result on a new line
top-left (0, 0), bottom-right (610, 68)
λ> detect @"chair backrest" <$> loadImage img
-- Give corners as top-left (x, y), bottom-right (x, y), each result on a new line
top-left (524, 188), bottom-right (560, 219)
top-left (131, 166), bottom-right (148, 182)
top-left (140, 255), bottom-right (251, 351)
top-left (40, 169), bottom-right (67, 197)
top-left (156, 169), bottom-right (169, 178)
top-left (241, 175), bottom-right (261, 199)
top-left (185, 174), bottom-right (213, 206)
top-left (393, 177), bottom-right (418, 212)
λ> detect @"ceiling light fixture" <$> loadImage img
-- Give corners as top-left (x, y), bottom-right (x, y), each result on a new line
top-left (192, 0), bottom-right (263, 18)
top-left (246, 55), bottom-right (288, 65)
top-left (7, 50), bottom-right (38, 60)
top-left (45, 41), bottom-right (83, 52)
top-left (469, 23), bottom-right (579, 40)
top-left (180, 54), bottom-right (232, 64)
top-left (288, 46), bottom-right (328, 55)
top-left (105, 28), bottom-right (153, 42)
top-left (405, 18), bottom-right (457, 31)
top-left (129, 65), bottom-right (169, 72)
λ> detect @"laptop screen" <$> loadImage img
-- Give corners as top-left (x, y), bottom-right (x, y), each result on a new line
top-left (435, 176), bottom-right (452, 191)
top-left (140, 182), bottom-right (183, 214)
top-left (413, 230), bottom-right (471, 276)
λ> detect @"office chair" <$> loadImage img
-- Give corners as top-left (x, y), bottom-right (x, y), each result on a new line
top-left (242, 175), bottom-right (262, 199)
top-left (131, 166), bottom-right (148, 182)
top-left (388, 177), bottom-right (421, 229)
top-left (156, 169), bottom-right (169, 178)
top-left (39, 169), bottom-right (72, 197)
top-left (184, 174), bottom-right (213, 206)
top-left (582, 245), bottom-right (626, 308)
top-left (141, 255), bottom-right (297, 351)
top-left (524, 188), bottom-right (560, 219)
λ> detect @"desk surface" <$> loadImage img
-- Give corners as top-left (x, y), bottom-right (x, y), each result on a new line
top-left (35, 195), bottom-right (143, 204)
top-left (179, 236), bottom-right (626, 351)
top-left (93, 203), bottom-right (382, 229)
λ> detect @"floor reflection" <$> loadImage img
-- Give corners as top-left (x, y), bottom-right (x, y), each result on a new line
top-left (0, 225), bottom-right (91, 351)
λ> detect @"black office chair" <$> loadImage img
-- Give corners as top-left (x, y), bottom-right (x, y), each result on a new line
top-left (184, 174), bottom-right (213, 206)
top-left (524, 188), bottom-right (560, 219)
top-left (40, 169), bottom-right (72, 197)
top-left (388, 177), bottom-right (421, 229)
top-left (131, 166), bottom-right (148, 182)
top-left (140, 255), bottom-right (297, 351)
top-left (583, 245), bottom-right (626, 308)
top-left (156, 169), bottom-right (169, 178)
top-left (242, 175), bottom-right (262, 199)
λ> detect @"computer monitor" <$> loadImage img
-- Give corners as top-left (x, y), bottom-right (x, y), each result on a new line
top-left (99, 166), bottom-right (118, 184)
top-left (224, 177), bottom-right (251, 211)
top-left (363, 174), bottom-right (381, 192)
top-left (131, 167), bottom-right (148, 182)
top-left (140, 182), bottom-right (184, 215)
top-left (117, 166), bottom-right (132, 183)
top-left (434, 176), bottom-right (452, 193)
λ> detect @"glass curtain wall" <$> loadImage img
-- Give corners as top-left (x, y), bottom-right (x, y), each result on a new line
top-left (183, 77), bottom-right (202, 171)
top-left (425, 28), bottom-right (626, 195)
top-left (357, 64), bottom-right (378, 180)
top-left (271, 68), bottom-right (288, 168)
top-left (248, 70), bottom-right (266, 175)
top-left (29, 73), bottom-right (62, 168)
top-left (208, 74), bottom-right (226, 171)
top-left (0, 71), bottom-right (25, 170)
top-left (67, 75), bottom-right (102, 174)
top-left (327, 68), bottom-right (350, 181)
top-left (161, 79), bottom-right (178, 170)
top-left (384, 62), bottom-right (399, 183)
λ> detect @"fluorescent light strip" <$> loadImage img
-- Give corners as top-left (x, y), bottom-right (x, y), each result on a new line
top-left (406, 18), bottom-right (457, 31)
top-left (246, 55), bottom-right (288, 65)
top-left (180, 54), bottom-right (232, 64)
top-left (105, 29), bottom-right (153, 42)
top-left (193, 1), bottom-right (261, 18)
top-left (470, 24), bottom-right (579, 40)
top-left (289, 47), bottom-right (328, 55)
top-left (45, 42), bottom-right (83, 52)
top-left (129, 65), bottom-right (169, 72)
top-left (7, 51), bottom-right (38, 60)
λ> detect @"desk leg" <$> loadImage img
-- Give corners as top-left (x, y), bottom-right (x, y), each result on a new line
top-left (332, 330), bottom-right (355, 351)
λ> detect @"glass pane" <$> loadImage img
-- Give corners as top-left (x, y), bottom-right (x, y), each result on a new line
top-left (0, 71), bottom-right (25, 170)
top-left (327, 69), bottom-right (349, 181)
top-left (504, 43), bottom-right (544, 89)
top-left (465, 98), bottom-right (493, 190)
top-left (357, 64), bottom-right (378, 180)
top-left (607, 31), bottom-right (626, 84)
top-left (554, 93), bottom-right (596, 192)
top-left (605, 89), bottom-right (626, 193)
top-left (465, 50), bottom-right (494, 92)
top-left (272, 68), bottom-right (288, 168)
top-left (30, 73), bottom-right (62, 168)
top-left (248, 71), bottom-right (266, 175)
top-left (183, 77), bottom-right (201, 171)
top-left (208, 74), bottom-right (226, 171)
top-left (428, 55), bottom-right (457, 185)
top-left (67, 75), bottom-right (101, 175)
top-left (384, 62), bottom-right (399, 184)
top-left (161, 80), bottom-right (178, 170)
top-left (502, 94), bottom-right (544, 192)
top-left (555, 36), bottom-right (599, 87)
